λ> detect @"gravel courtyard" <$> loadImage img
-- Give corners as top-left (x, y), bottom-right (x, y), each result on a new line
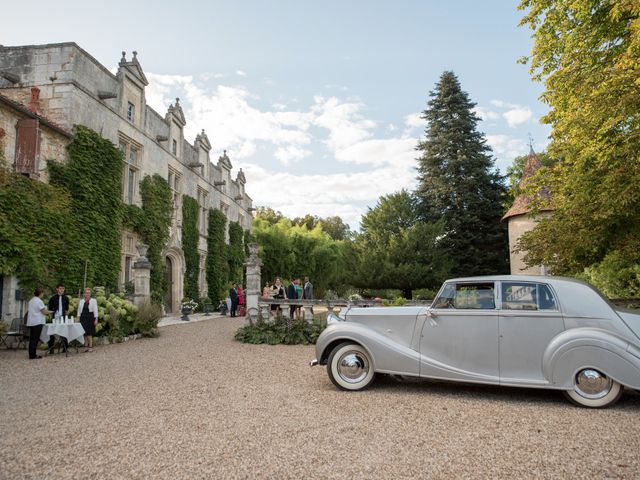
top-left (1, 315), bottom-right (639, 479)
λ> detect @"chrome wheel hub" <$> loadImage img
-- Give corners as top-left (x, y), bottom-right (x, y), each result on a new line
top-left (575, 369), bottom-right (612, 399)
top-left (337, 351), bottom-right (369, 384)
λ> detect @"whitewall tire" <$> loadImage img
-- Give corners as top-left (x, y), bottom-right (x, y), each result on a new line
top-left (563, 368), bottom-right (623, 408)
top-left (327, 343), bottom-right (375, 391)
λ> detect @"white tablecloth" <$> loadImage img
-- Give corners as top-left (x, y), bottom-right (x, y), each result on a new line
top-left (39, 323), bottom-right (86, 344)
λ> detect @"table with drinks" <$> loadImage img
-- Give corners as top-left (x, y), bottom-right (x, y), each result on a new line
top-left (39, 315), bottom-right (86, 356)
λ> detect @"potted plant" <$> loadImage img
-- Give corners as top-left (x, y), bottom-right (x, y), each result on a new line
top-left (180, 298), bottom-right (198, 321)
top-left (200, 297), bottom-right (213, 315)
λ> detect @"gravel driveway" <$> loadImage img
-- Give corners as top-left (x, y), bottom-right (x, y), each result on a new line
top-left (1, 315), bottom-right (639, 479)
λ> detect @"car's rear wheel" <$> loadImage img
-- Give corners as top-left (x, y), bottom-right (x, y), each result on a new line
top-left (327, 342), bottom-right (375, 391)
top-left (563, 368), bottom-right (623, 408)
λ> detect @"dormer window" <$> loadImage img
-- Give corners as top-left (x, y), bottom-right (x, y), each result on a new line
top-left (127, 102), bottom-right (135, 122)
top-left (172, 139), bottom-right (177, 155)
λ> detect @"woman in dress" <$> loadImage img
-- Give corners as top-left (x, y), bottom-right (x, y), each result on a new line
top-left (77, 287), bottom-right (99, 352)
top-left (236, 285), bottom-right (245, 316)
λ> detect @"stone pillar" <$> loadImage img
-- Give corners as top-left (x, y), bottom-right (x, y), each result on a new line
top-left (244, 243), bottom-right (262, 324)
top-left (132, 243), bottom-right (152, 307)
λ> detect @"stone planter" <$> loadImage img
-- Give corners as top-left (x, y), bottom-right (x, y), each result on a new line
top-left (180, 308), bottom-right (192, 321)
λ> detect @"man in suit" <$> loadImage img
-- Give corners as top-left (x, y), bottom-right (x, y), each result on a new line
top-left (303, 277), bottom-right (313, 300)
top-left (47, 283), bottom-right (70, 354)
top-left (303, 277), bottom-right (314, 316)
top-left (287, 279), bottom-right (298, 319)
top-left (229, 284), bottom-right (239, 317)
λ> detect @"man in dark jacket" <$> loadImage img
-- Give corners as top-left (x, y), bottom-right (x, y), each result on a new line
top-left (229, 284), bottom-right (239, 317)
top-left (287, 279), bottom-right (298, 319)
top-left (47, 283), bottom-right (70, 354)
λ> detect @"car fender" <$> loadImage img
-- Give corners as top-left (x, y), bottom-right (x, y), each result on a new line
top-left (542, 328), bottom-right (640, 390)
top-left (316, 322), bottom-right (420, 376)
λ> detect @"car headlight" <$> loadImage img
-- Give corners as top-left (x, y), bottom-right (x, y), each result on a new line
top-left (326, 313), bottom-right (343, 325)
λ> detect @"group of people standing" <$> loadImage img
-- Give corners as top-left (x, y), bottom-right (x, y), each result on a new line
top-left (262, 276), bottom-right (313, 318)
top-left (26, 284), bottom-right (99, 359)
top-left (228, 283), bottom-right (244, 317)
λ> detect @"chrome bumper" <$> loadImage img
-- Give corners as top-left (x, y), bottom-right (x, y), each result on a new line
top-left (309, 358), bottom-right (318, 367)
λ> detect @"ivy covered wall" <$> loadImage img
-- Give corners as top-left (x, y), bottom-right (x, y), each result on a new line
top-left (228, 221), bottom-right (245, 284)
top-left (206, 208), bottom-right (228, 304)
top-left (181, 195), bottom-right (200, 301)
top-left (48, 125), bottom-right (124, 291)
top-left (138, 175), bottom-right (173, 304)
top-left (0, 164), bottom-right (79, 293)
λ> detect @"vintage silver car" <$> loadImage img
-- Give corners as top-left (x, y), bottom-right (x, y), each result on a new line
top-left (310, 275), bottom-right (640, 408)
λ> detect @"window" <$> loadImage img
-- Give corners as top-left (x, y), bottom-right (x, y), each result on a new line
top-left (172, 139), bottom-right (177, 155)
top-left (118, 135), bottom-right (142, 205)
top-left (502, 282), bottom-right (557, 311)
top-left (129, 147), bottom-right (138, 165)
top-left (433, 282), bottom-right (495, 310)
top-left (127, 102), bottom-right (135, 122)
top-left (127, 168), bottom-right (136, 204)
top-left (124, 256), bottom-right (132, 284)
top-left (168, 167), bottom-right (182, 216)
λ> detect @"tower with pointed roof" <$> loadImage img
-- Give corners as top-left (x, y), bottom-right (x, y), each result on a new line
top-left (502, 146), bottom-right (554, 275)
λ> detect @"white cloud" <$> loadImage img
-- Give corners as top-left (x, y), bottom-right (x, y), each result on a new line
top-left (488, 99), bottom-right (533, 127)
top-left (274, 145), bottom-right (311, 165)
top-left (503, 106), bottom-right (533, 128)
top-left (236, 70), bottom-right (247, 77)
top-left (473, 106), bottom-right (499, 121)
top-left (242, 162), bottom-right (418, 229)
top-left (336, 137), bottom-right (417, 167)
top-left (312, 96), bottom-right (375, 153)
top-left (404, 113), bottom-right (425, 129)
top-left (145, 74), bottom-right (422, 228)
top-left (486, 134), bottom-right (528, 171)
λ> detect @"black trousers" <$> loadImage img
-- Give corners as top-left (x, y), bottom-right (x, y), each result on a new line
top-left (28, 324), bottom-right (43, 359)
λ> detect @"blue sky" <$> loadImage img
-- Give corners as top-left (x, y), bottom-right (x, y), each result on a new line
top-left (3, 0), bottom-right (549, 228)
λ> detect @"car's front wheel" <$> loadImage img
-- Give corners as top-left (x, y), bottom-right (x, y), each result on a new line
top-left (563, 368), bottom-right (623, 408)
top-left (327, 342), bottom-right (375, 391)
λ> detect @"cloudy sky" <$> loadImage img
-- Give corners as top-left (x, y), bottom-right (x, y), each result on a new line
top-left (3, 0), bottom-right (550, 229)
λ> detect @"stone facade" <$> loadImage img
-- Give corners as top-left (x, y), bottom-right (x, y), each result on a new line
top-left (0, 42), bottom-right (253, 315)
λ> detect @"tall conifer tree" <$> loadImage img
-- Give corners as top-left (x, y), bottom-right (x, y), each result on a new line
top-left (415, 71), bottom-right (509, 276)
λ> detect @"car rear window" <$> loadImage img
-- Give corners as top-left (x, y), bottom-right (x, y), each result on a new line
top-left (501, 282), bottom-right (557, 311)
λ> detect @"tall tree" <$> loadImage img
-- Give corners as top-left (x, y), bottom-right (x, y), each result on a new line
top-left (415, 71), bottom-right (509, 276)
top-left (351, 190), bottom-right (450, 298)
top-left (517, 0), bottom-right (640, 278)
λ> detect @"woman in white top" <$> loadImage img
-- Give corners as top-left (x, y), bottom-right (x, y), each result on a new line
top-left (27, 287), bottom-right (51, 359)
top-left (77, 288), bottom-right (99, 352)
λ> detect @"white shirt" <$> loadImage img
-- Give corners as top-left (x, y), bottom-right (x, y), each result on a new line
top-left (27, 296), bottom-right (46, 326)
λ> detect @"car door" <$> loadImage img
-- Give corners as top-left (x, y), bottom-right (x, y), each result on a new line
top-left (498, 281), bottom-right (565, 385)
top-left (419, 281), bottom-right (500, 384)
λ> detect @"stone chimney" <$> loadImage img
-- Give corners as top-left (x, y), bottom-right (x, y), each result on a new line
top-left (28, 87), bottom-right (40, 114)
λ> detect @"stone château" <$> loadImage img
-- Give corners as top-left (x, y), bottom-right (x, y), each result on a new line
top-left (0, 43), bottom-right (253, 318)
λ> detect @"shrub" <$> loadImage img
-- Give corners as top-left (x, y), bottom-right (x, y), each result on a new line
top-left (133, 303), bottom-right (163, 337)
top-left (235, 316), bottom-right (326, 345)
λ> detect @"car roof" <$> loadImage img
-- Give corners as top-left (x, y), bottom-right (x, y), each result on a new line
top-left (444, 275), bottom-right (590, 288)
